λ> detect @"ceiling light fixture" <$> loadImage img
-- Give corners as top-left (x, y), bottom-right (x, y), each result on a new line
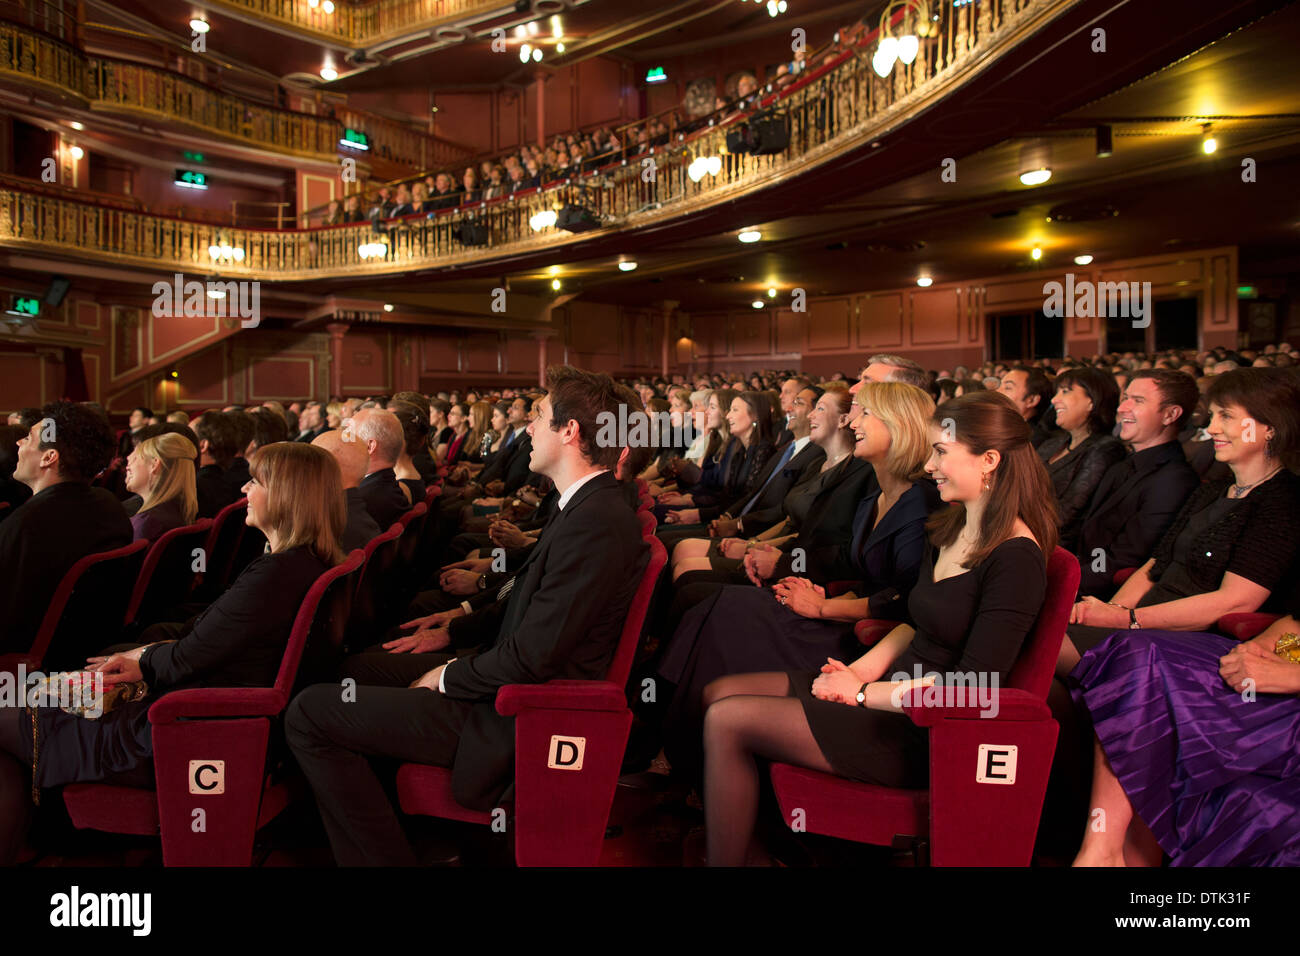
top-left (68, 145), bottom-right (84, 160)
top-left (527, 20), bottom-right (538, 35)
top-left (751, 299), bottom-right (765, 309)
top-left (1201, 124), bottom-right (1217, 154)
top-left (916, 275), bottom-right (933, 287)
top-left (69, 121), bottom-right (83, 130)
top-left (551, 16), bottom-right (563, 37)
top-left (738, 229), bottom-right (761, 243)
top-left (532, 48), bottom-right (543, 62)
top-left (519, 43), bottom-right (531, 63)
top-left (320, 65), bottom-right (337, 81)
top-left (189, 17), bottom-right (209, 33)
top-left (1018, 141), bottom-right (1052, 186)
top-left (1031, 246), bottom-right (1043, 261)
top-left (767, 287), bottom-right (777, 298)
top-left (551, 278), bottom-right (562, 291)
top-left (556, 42), bottom-right (565, 53)
top-left (1074, 254), bottom-right (1094, 266)
top-left (618, 260), bottom-right (638, 272)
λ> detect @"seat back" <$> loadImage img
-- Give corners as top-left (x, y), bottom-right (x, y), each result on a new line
top-left (396, 501), bottom-right (429, 565)
top-left (284, 549), bottom-right (366, 693)
top-left (124, 519), bottom-right (214, 626)
top-left (197, 497), bottom-right (248, 599)
top-left (424, 484), bottom-right (442, 506)
top-left (31, 540), bottom-right (150, 671)
top-left (603, 535), bottom-right (668, 691)
top-left (1006, 546), bottom-right (1080, 700)
top-left (347, 524), bottom-right (404, 646)
top-left (637, 509), bottom-right (656, 538)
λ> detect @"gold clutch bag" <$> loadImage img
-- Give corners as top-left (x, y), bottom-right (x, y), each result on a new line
top-left (1274, 632), bottom-right (1300, 665)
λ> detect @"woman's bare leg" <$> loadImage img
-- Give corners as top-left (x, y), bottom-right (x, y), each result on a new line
top-left (1056, 636), bottom-right (1082, 680)
top-left (1073, 735), bottom-right (1132, 867)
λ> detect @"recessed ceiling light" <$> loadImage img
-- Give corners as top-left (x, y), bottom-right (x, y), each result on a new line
top-left (189, 17), bottom-right (209, 33)
top-left (207, 288), bottom-right (226, 299)
top-left (556, 42), bottom-right (566, 53)
top-left (1074, 254), bottom-right (1094, 266)
top-left (1019, 168), bottom-right (1051, 186)
top-left (751, 299), bottom-right (765, 309)
top-left (68, 145), bottom-right (84, 160)
top-left (69, 121), bottom-right (83, 131)
top-left (618, 260), bottom-right (637, 272)
top-left (383, 303), bottom-right (394, 312)
top-left (767, 287), bottom-right (777, 298)
top-left (320, 66), bottom-right (337, 81)
top-left (738, 229), bottom-right (761, 243)
top-left (1031, 246), bottom-right (1043, 260)
top-left (551, 278), bottom-right (561, 290)
top-left (916, 276), bottom-right (933, 287)
top-left (1201, 124), bottom-right (1217, 154)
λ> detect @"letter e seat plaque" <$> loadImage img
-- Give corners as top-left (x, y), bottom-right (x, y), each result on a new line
top-left (975, 744), bottom-right (1017, 785)
top-left (189, 760), bottom-right (225, 794)
top-left (547, 735), bottom-right (585, 772)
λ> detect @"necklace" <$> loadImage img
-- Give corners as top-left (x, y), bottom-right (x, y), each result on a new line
top-left (824, 451), bottom-right (850, 470)
top-left (1229, 466), bottom-right (1281, 498)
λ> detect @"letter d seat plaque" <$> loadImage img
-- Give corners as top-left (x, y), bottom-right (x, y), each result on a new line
top-left (547, 735), bottom-right (585, 771)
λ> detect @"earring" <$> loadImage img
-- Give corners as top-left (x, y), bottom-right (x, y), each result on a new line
top-left (982, 472), bottom-right (992, 492)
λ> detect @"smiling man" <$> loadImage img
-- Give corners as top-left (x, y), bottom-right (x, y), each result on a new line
top-left (285, 366), bottom-right (648, 866)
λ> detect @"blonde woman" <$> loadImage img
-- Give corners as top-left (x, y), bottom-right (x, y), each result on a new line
top-left (125, 432), bottom-right (198, 541)
top-left (0, 443), bottom-right (345, 862)
top-left (325, 402), bottom-right (344, 430)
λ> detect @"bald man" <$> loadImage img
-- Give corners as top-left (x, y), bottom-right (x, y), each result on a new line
top-left (314, 429), bottom-right (381, 551)
top-left (352, 407), bottom-right (410, 530)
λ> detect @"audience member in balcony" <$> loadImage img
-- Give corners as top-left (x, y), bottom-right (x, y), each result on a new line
top-left (352, 407), bottom-right (410, 531)
top-left (523, 157), bottom-right (542, 187)
top-left (1075, 370), bottom-right (1199, 597)
top-left (0, 441), bottom-right (345, 865)
top-left (192, 410), bottom-right (241, 518)
top-left (700, 390), bottom-right (1056, 865)
top-left (391, 402), bottom-right (430, 507)
top-left (324, 200), bottom-right (344, 226)
top-left (0, 401), bottom-right (132, 656)
top-left (389, 184), bottom-right (414, 218)
top-left (997, 365), bottom-right (1058, 448)
top-left (1061, 367), bottom-right (1300, 671)
top-left (1072, 576), bottom-right (1300, 868)
top-left (408, 182), bottom-right (430, 216)
top-left (428, 173), bottom-right (456, 210)
top-left (483, 166), bottom-right (506, 200)
top-left (460, 168), bottom-right (481, 204)
top-left (313, 427), bottom-right (380, 553)
top-left (366, 186), bottom-right (393, 220)
top-left (343, 194), bottom-right (364, 223)
top-left (1037, 367), bottom-right (1124, 551)
top-left (125, 432), bottom-right (198, 542)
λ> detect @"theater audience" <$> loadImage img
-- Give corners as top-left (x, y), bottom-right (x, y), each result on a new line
top-left (192, 410), bottom-right (241, 518)
top-left (126, 432), bottom-right (198, 541)
top-left (1037, 367), bottom-right (1125, 551)
top-left (295, 401), bottom-right (329, 442)
top-left (391, 402), bottom-right (430, 506)
top-left (353, 407), bottom-right (411, 530)
top-left (0, 442), bottom-right (344, 865)
top-left (313, 428), bottom-right (380, 552)
top-left (441, 402), bottom-right (472, 467)
top-left (1075, 370), bottom-right (1199, 596)
top-left (997, 366), bottom-right (1058, 447)
top-left (662, 391), bottom-right (775, 527)
top-left (1061, 367), bottom-right (1300, 672)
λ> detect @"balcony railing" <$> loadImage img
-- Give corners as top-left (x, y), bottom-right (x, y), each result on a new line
top-left (200, 0), bottom-right (508, 46)
top-left (0, 0), bottom-right (1056, 280)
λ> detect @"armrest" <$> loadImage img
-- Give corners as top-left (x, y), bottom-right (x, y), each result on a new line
top-left (855, 619), bottom-right (896, 647)
top-left (1218, 612), bottom-right (1282, 641)
top-left (902, 687), bottom-right (1050, 727)
top-left (495, 680), bottom-right (627, 717)
top-left (1112, 567), bottom-right (1137, 586)
top-left (825, 580), bottom-right (856, 598)
top-left (149, 687), bottom-right (287, 725)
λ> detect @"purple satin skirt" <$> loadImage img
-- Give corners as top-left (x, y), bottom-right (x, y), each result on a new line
top-left (1070, 629), bottom-right (1300, 866)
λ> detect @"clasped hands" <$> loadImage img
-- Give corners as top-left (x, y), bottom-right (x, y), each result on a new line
top-left (810, 658), bottom-right (867, 707)
top-left (1220, 638), bottom-right (1300, 695)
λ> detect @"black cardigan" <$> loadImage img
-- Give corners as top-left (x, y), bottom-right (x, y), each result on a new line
top-left (1148, 469), bottom-right (1300, 606)
top-left (1039, 432), bottom-right (1126, 550)
top-left (698, 438), bottom-right (777, 522)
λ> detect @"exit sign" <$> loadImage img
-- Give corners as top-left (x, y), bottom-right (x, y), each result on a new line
top-left (183, 150), bottom-right (205, 163)
top-left (645, 66), bottom-right (667, 84)
top-left (340, 128), bottom-right (370, 150)
top-left (175, 169), bottom-right (207, 189)
top-left (9, 296), bottom-right (39, 316)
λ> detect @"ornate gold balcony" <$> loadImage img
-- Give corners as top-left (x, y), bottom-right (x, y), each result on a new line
top-left (198, 0), bottom-right (511, 47)
top-left (0, 0), bottom-right (1058, 279)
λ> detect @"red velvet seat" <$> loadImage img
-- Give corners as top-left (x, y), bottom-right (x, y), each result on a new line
top-left (62, 549), bottom-right (366, 866)
top-left (194, 498), bottom-right (248, 602)
top-left (637, 509), bottom-right (656, 537)
top-left (395, 533), bottom-right (669, 865)
top-left (1, 540), bottom-right (150, 675)
top-left (124, 519), bottom-right (213, 627)
top-left (770, 546), bottom-right (1080, 866)
top-left (346, 524), bottom-right (404, 647)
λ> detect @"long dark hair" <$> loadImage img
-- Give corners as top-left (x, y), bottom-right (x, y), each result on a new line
top-left (926, 391), bottom-right (1059, 568)
top-left (706, 387), bottom-right (740, 462)
top-left (735, 390), bottom-right (776, 445)
top-left (1055, 366), bottom-right (1119, 435)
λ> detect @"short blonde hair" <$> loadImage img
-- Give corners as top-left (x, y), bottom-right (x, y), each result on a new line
top-left (855, 381), bottom-right (935, 481)
top-left (248, 442), bottom-right (344, 565)
top-left (136, 433), bottom-right (198, 525)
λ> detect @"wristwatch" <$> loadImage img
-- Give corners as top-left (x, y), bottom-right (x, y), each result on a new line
top-left (856, 682), bottom-right (869, 707)
top-left (477, 573), bottom-right (487, 591)
top-left (1128, 607), bottom-right (1140, 629)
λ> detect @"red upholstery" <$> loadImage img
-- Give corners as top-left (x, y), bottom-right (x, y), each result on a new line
top-left (825, 580), bottom-right (856, 598)
top-left (637, 509), bottom-right (656, 538)
top-left (1218, 612), bottom-right (1282, 640)
top-left (855, 619), bottom-right (897, 647)
top-left (424, 484), bottom-right (442, 505)
top-left (1, 540), bottom-right (149, 675)
top-left (195, 498), bottom-right (248, 601)
top-left (62, 549), bottom-right (365, 865)
top-left (394, 502), bottom-right (429, 595)
top-left (1112, 567), bottom-right (1137, 586)
top-left (771, 546), bottom-right (1080, 866)
top-left (396, 535), bottom-right (669, 865)
top-left (123, 519), bottom-right (213, 626)
top-left (347, 524), bottom-right (403, 644)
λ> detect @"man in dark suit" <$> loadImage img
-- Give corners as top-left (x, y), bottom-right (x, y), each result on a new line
top-left (352, 407), bottom-right (410, 531)
top-left (313, 428), bottom-right (381, 552)
top-left (221, 411), bottom-right (254, 498)
top-left (998, 366), bottom-right (1059, 448)
top-left (286, 366), bottom-right (649, 866)
top-left (1075, 369), bottom-right (1199, 595)
top-left (192, 411), bottom-right (241, 518)
top-left (0, 401), bottom-right (132, 654)
top-left (294, 401), bottom-right (329, 443)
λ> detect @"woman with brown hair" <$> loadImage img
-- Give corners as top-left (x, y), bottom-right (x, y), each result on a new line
top-left (0, 442), bottom-right (345, 862)
top-left (700, 391), bottom-right (1059, 865)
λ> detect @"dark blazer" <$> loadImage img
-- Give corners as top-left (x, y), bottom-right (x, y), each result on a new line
top-left (846, 478), bottom-right (942, 619)
top-left (1148, 469), bottom-right (1300, 607)
top-left (343, 487), bottom-right (382, 552)
top-left (222, 457), bottom-right (251, 499)
top-left (441, 471), bottom-right (648, 809)
top-left (477, 427), bottom-right (526, 487)
top-left (140, 546), bottom-right (331, 690)
top-left (0, 481), bottom-right (133, 654)
top-left (196, 463), bottom-right (239, 518)
top-left (1075, 440), bottom-right (1198, 595)
top-left (1038, 432), bottom-right (1126, 551)
top-left (732, 439), bottom-right (826, 534)
top-left (772, 456), bottom-right (875, 581)
top-left (359, 466), bottom-right (410, 530)
top-left (499, 434), bottom-right (537, 496)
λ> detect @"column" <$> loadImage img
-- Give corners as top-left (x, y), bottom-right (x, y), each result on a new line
top-left (533, 69), bottom-right (547, 148)
top-left (326, 321), bottom-right (348, 399)
top-left (531, 331), bottom-right (555, 387)
top-left (660, 300), bottom-right (679, 379)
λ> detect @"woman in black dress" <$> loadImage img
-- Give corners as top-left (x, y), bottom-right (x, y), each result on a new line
top-left (0, 442), bottom-right (345, 863)
top-left (390, 401), bottom-right (430, 507)
top-left (701, 391), bottom-right (1059, 866)
top-left (662, 391), bottom-right (775, 527)
top-left (1037, 367), bottom-right (1125, 551)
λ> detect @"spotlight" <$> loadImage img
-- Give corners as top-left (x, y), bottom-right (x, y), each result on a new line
top-left (520, 44), bottom-right (531, 63)
top-left (320, 66), bottom-right (337, 81)
top-left (383, 303), bottom-right (394, 312)
top-left (738, 229), bottom-right (761, 243)
top-left (1074, 254), bottom-right (1094, 266)
top-left (1031, 246), bottom-right (1043, 261)
top-left (618, 260), bottom-right (638, 272)
top-left (1018, 141), bottom-right (1052, 186)
top-left (767, 287), bottom-right (777, 298)
top-left (751, 299), bottom-right (765, 309)
top-left (1201, 124), bottom-right (1217, 154)
top-left (551, 278), bottom-right (562, 291)
top-left (556, 42), bottom-right (565, 53)
top-left (916, 276), bottom-right (933, 287)
top-left (1020, 168), bottom-right (1051, 186)
top-left (1095, 125), bottom-right (1113, 158)
top-left (189, 17), bottom-right (209, 33)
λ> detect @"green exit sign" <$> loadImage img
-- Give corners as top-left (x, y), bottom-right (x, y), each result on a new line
top-left (340, 128), bottom-right (370, 150)
top-left (10, 296), bottom-right (39, 316)
top-left (183, 151), bottom-right (205, 163)
top-left (1237, 285), bottom-right (1257, 298)
top-left (174, 169), bottom-right (207, 189)
top-left (645, 66), bottom-right (667, 84)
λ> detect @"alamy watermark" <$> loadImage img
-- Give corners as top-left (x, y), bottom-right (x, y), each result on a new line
top-left (889, 665), bottom-right (1001, 718)
top-left (595, 404), bottom-right (699, 448)
top-left (0, 665), bottom-right (106, 718)
top-left (152, 273), bottom-right (260, 328)
top-left (1043, 273), bottom-right (1151, 329)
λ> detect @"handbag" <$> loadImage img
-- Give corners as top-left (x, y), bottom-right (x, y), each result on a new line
top-left (1274, 632), bottom-right (1300, 664)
